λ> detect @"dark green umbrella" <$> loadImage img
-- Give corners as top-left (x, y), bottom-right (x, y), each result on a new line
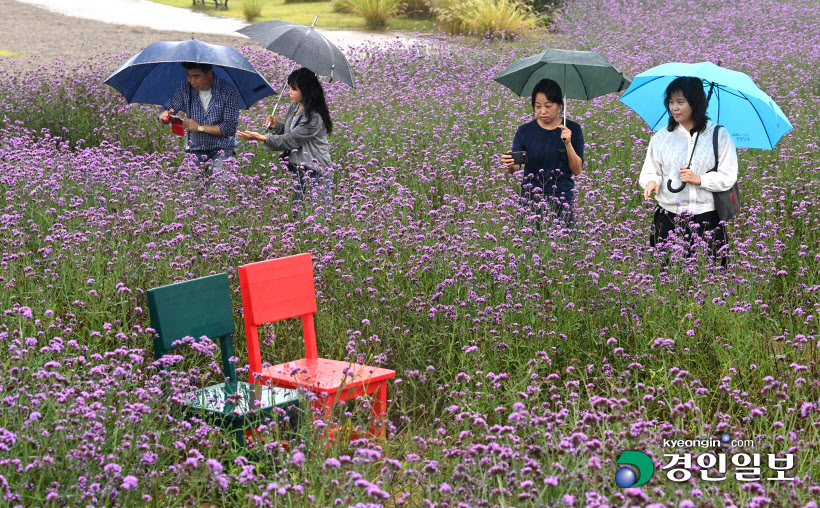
top-left (494, 48), bottom-right (630, 123)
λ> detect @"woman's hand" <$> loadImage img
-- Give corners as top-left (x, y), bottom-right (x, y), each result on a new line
top-left (559, 124), bottom-right (572, 145)
top-left (265, 115), bottom-right (279, 130)
top-left (237, 130), bottom-right (266, 142)
top-left (643, 181), bottom-right (659, 200)
top-left (500, 153), bottom-right (519, 174)
top-left (680, 167), bottom-right (702, 186)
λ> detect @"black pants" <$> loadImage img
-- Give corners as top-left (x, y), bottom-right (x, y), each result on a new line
top-left (651, 207), bottom-right (727, 266)
top-left (520, 178), bottom-right (575, 231)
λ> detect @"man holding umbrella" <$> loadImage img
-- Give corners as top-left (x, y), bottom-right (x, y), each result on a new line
top-left (158, 62), bottom-right (240, 174)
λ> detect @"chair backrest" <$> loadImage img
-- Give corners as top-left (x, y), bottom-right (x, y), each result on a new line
top-left (146, 272), bottom-right (237, 382)
top-left (238, 253), bottom-right (319, 377)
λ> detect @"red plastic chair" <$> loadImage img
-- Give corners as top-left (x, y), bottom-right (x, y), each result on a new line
top-left (239, 253), bottom-right (395, 438)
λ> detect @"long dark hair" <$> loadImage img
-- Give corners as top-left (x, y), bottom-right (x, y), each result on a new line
top-left (664, 76), bottom-right (709, 133)
top-left (288, 68), bottom-right (333, 135)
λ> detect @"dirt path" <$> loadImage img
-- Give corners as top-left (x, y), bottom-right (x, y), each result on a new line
top-left (0, 0), bottom-right (423, 71)
top-left (0, 0), bottom-right (258, 70)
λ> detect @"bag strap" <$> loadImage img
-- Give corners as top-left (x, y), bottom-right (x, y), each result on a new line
top-left (707, 125), bottom-right (722, 173)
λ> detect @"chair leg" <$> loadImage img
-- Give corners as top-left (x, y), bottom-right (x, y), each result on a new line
top-left (370, 381), bottom-right (388, 439)
top-left (310, 395), bottom-right (332, 436)
top-left (230, 419), bottom-right (246, 448)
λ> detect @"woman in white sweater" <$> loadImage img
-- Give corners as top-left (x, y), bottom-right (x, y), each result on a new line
top-left (639, 76), bottom-right (738, 266)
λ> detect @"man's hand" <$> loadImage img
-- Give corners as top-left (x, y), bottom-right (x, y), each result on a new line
top-left (183, 118), bottom-right (200, 132)
top-left (159, 108), bottom-right (174, 123)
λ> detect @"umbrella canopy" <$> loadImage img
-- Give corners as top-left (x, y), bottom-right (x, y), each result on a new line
top-left (619, 61), bottom-right (793, 150)
top-left (237, 20), bottom-right (356, 88)
top-left (104, 39), bottom-right (276, 110)
top-left (494, 48), bottom-right (630, 100)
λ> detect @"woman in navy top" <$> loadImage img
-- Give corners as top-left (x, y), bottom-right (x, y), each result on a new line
top-left (501, 79), bottom-right (584, 229)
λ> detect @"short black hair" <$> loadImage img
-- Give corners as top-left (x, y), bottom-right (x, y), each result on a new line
top-left (181, 62), bottom-right (213, 74)
top-left (531, 79), bottom-right (564, 110)
top-left (664, 76), bottom-right (709, 132)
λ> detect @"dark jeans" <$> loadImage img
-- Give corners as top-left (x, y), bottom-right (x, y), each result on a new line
top-left (189, 148), bottom-right (235, 176)
top-left (288, 163), bottom-right (332, 215)
top-left (651, 206), bottom-right (727, 266)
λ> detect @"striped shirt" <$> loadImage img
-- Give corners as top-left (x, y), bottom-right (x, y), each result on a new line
top-left (163, 75), bottom-right (239, 151)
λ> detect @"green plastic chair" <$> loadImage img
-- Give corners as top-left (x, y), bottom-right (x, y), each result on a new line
top-left (147, 273), bottom-right (299, 447)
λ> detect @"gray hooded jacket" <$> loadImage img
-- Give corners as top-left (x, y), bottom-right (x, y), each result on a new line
top-left (265, 102), bottom-right (331, 170)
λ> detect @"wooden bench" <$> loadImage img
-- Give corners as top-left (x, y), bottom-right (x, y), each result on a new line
top-left (192, 0), bottom-right (229, 9)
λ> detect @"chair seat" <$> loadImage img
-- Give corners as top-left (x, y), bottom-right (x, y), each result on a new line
top-left (181, 381), bottom-right (300, 422)
top-left (259, 358), bottom-right (395, 394)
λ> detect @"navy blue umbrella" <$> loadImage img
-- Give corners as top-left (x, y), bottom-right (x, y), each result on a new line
top-left (104, 39), bottom-right (276, 110)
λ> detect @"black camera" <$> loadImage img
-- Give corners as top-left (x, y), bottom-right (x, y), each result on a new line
top-left (508, 150), bottom-right (528, 165)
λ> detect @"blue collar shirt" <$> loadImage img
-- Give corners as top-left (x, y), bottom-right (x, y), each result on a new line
top-left (163, 75), bottom-right (239, 151)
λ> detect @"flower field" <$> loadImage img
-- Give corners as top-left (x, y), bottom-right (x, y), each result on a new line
top-left (1, 0), bottom-right (818, 505)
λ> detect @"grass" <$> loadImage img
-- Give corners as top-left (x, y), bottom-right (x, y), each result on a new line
top-left (0, 49), bottom-right (22, 58)
top-left (146, 0), bottom-right (434, 31)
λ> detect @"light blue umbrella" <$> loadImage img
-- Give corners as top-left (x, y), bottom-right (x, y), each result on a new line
top-left (619, 61), bottom-right (792, 150)
top-left (104, 39), bottom-right (276, 110)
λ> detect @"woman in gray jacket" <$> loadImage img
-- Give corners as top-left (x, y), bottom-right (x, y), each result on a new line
top-left (238, 68), bottom-right (333, 214)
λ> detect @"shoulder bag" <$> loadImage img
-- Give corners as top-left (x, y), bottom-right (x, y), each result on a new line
top-left (708, 125), bottom-right (741, 221)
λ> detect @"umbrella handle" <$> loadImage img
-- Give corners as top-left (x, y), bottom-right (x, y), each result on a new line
top-left (667, 130), bottom-right (700, 193)
top-left (265, 82), bottom-right (289, 132)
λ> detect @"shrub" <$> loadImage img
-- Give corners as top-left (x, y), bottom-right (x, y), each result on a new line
top-left (284, 0), bottom-right (330, 3)
top-left (530, 0), bottom-right (560, 14)
top-left (240, 0), bottom-right (267, 21)
top-left (331, 0), bottom-right (356, 13)
top-left (529, 0), bottom-right (563, 25)
top-left (398, 0), bottom-right (434, 17)
top-left (433, 0), bottom-right (536, 39)
top-left (350, 0), bottom-right (401, 29)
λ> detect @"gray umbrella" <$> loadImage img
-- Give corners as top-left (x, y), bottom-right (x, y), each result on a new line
top-left (237, 19), bottom-right (356, 88)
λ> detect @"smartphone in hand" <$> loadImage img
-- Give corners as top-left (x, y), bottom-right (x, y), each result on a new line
top-left (508, 150), bottom-right (528, 165)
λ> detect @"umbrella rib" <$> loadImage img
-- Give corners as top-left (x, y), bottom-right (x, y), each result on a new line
top-left (129, 62), bottom-right (160, 102)
top-left (570, 64), bottom-right (590, 99)
top-left (649, 110), bottom-right (668, 131)
top-left (710, 84), bottom-right (747, 100)
top-left (737, 89), bottom-right (773, 149)
top-left (620, 75), bottom-right (669, 100)
top-left (290, 28), bottom-right (311, 66)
